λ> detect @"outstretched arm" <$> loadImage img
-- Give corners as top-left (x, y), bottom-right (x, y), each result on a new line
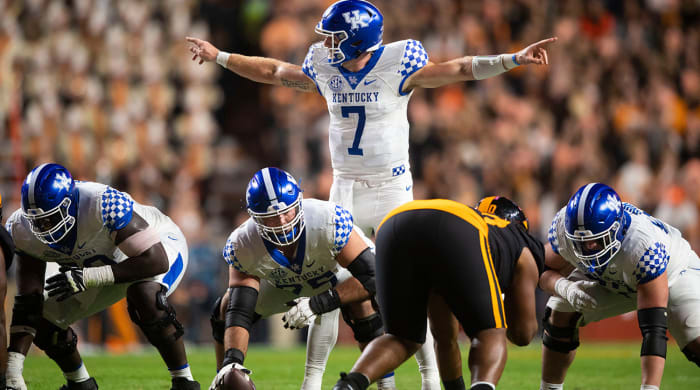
top-left (403, 37), bottom-right (557, 92)
top-left (503, 247), bottom-right (540, 346)
top-left (186, 36), bottom-right (316, 93)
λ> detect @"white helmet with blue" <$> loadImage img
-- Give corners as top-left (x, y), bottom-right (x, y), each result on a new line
top-left (315, 0), bottom-right (384, 65)
top-left (246, 167), bottom-right (305, 246)
top-left (21, 163), bottom-right (78, 244)
top-left (564, 183), bottom-right (627, 271)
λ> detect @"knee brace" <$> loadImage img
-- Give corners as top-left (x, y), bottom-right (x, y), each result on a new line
top-left (127, 285), bottom-right (184, 347)
top-left (541, 307), bottom-right (581, 353)
top-left (210, 295), bottom-right (225, 344)
top-left (10, 293), bottom-right (43, 338)
top-left (341, 308), bottom-right (384, 344)
top-left (33, 321), bottom-right (78, 361)
top-left (682, 345), bottom-right (700, 368)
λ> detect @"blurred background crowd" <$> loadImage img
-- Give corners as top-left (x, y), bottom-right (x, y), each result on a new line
top-left (0, 0), bottom-right (698, 348)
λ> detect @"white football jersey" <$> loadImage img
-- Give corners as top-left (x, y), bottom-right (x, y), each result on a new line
top-left (223, 198), bottom-right (372, 297)
top-left (7, 181), bottom-right (180, 267)
top-left (302, 40), bottom-right (429, 178)
top-left (548, 202), bottom-right (692, 296)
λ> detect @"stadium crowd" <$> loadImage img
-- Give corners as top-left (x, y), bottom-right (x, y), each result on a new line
top-left (0, 0), bottom-right (699, 345)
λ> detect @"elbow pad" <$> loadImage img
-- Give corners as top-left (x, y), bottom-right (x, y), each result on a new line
top-left (638, 307), bottom-right (668, 358)
top-left (347, 248), bottom-right (376, 295)
top-left (225, 286), bottom-right (259, 332)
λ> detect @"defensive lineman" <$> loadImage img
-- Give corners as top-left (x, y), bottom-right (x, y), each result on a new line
top-left (539, 183), bottom-right (700, 390)
top-left (209, 167), bottom-right (386, 390)
top-left (5, 163), bottom-right (199, 390)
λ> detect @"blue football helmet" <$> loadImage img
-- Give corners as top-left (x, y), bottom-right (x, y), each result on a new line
top-left (21, 163), bottom-right (78, 244)
top-left (564, 183), bottom-right (625, 271)
top-left (315, 0), bottom-right (383, 64)
top-left (246, 167), bottom-right (305, 246)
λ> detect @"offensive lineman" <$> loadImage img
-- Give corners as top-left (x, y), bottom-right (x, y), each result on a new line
top-left (0, 193), bottom-right (14, 388)
top-left (5, 163), bottom-right (200, 390)
top-left (209, 167), bottom-right (384, 390)
top-left (333, 197), bottom-right (545, 390)
top-left (187, 3), bottom-right (555, 387)
top-left (539, 183), bottom-right (700, 390)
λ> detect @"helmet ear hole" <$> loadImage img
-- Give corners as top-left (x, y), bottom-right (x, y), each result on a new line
top-left (351, 40), bottom-right (363, 47)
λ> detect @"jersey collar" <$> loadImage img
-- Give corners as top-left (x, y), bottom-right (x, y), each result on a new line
top-left (262, 229), bottom-right (307, 274)
top-left (337, 46), bottom-right (385, 90)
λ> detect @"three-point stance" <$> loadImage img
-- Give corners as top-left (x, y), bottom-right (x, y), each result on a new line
top-left (539, 183), bottom-right (700, 390)
top-left (5, 164), bottom-right (199, 390)
top-left (333, 197), bottom-right (544, 390)
top-left (209, 167), bottom-right (385, 390)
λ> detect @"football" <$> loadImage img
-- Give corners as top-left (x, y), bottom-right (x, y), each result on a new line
top-left (216, 368), bottom-right (256, 390)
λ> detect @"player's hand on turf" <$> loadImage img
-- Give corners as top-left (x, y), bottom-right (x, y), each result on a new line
top-left (45, 265), bottom-right (87, 301)
top-left (208, 363), bottom-right (252, 390)
top-left (186, 37), bottom-right (220, 64)
top-left (282, 297), bottom-right (316, 329)
top-left (6, 374), bottom-right (27, 390)
top-left (554, 278), bottom-right (598, 312)
top-left (514, 37), bottom-right (557, 66)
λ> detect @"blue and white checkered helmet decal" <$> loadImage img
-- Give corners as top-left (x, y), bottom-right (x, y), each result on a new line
top-left (332, 205), bottom-right (354, 256)
top-left (634, 242), bottom-right (669, 283)
top-left (399, 40), bottom-right (428, 78)
top-left (100, 187), bottom-right (134, 232)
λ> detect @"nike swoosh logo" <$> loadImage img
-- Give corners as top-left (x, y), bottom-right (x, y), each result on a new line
top-left (364, 79), bottom-right (377, 86)
top-left (405, 185), bottom-right (412, 191)
top-left (77, 242), bottom-right (87, 249)
top-left (167, 235), bottom-right (178, 241)
top-left (306, 259), bottom-right (316, 267)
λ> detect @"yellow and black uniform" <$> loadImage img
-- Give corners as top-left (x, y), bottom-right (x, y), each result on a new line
top-left (375, 199), bottom-right (544, 343)
top-left (0, 193), bottom-right (14, 270)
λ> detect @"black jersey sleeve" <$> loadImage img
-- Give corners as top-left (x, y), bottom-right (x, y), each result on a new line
top-left (0, 225), bottom-right (14, 270)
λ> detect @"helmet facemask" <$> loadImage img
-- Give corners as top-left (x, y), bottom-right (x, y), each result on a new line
top-left (23, 197), bottom-right (76, 244)
top-left (565, 219), bottom-right (623, 271)
top-left (249, 194), bottom-right (305, 246)
top-left (315, 26), bottom-right (350, 64)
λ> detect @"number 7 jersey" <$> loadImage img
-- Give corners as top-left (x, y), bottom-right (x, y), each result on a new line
top-left (303, 40), bottom-right (429, 178)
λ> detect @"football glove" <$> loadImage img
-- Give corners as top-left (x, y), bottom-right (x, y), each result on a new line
top-left (208, 363), bottom-right (252, 390)
top-left (45, 266), bottom-right (87, 302)
top-left (282, 297), bottom-right (315, 329)
top-left (554, 278), bottom-right (598, 312)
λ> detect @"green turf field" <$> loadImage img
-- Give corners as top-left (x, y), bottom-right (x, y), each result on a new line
top-left (23, 343), bottom-right (698, 389)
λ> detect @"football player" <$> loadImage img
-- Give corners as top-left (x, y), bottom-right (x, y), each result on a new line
top-left (333, 196), bottom-right (545, 390)
top-left (187, 3), bottom-right (556, 386)
top-left (208, 167), bottom-right (387, 390)
top-left (539, 183), bottom-right (700, 390)
top-left (0, 193), bottom-right (14, 389)
top-left (5, 163), bottom-right (200, 390)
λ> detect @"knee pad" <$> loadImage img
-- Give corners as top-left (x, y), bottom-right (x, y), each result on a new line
top-left (127, 285), bottom-right (184, 347)
top-left (541, 307), bottom-right (580, 353)
top-left (33, 320), bottom-right (78, 360)
top-left (341, 308), bottom-right (384, 344)
top-left (682, 345), bottom-right (700, 368)
top-left (210, 296), bottom-right (225, 344)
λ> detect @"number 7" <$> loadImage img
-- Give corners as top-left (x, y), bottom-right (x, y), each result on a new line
top-left (342, 106), bottom-right (366, 156)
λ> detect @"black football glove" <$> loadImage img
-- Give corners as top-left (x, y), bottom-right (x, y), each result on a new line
top-left (45, 266), bottom-right (87, 301)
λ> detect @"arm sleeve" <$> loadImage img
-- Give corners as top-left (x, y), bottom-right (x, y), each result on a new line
top-left (634, 243), bottom-right (669, 284)
top-left (331, 205), bottom-right (354, 257)
top-left (302, 45), bottom-right (323, 96)
top-left (398, 39), bottom-right (429, 96)
top-left (99, 187), bottom-right (134, 232)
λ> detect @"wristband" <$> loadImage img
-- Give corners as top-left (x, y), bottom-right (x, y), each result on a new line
top-left (309, 289), bottom-right (341, 314)
top-left (83, 265), bottom-right (115, 288)
top-left (216, 51), bottom-right (231, 68)
top-left (222, 348), bottom-right (245, 366)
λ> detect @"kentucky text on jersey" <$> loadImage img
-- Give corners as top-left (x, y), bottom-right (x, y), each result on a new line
top-left (332, 92), bottom-right (380, 103)
top-left (275, 267), bottom-right (330, 285)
